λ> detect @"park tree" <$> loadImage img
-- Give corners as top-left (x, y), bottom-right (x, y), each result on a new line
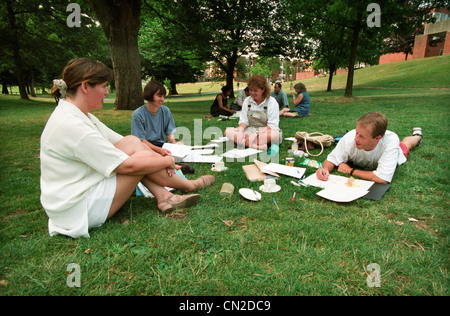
top-left (198, 0), bottom-right (279, 95)
top-left (139, 3), bottom-right (207, 95)
top-left (281, 0), bottom-right (441, 97)
top-left (381, 4), bottom-right (435, 59)
top-left (146, 0), bottom-right (288, 97)
top-left (89, 0), bottom-right (144, 110)
top-left (1, 0), bottom-right (109, 100)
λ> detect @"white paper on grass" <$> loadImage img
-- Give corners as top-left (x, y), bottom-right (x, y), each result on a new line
top-left (181, 153), bottom-right (223, 163)
top-left (260, 163), bottom-right (306, 179)
top-left (210, 137), bottom-right (230, 143)
top-left (302, 173), bottom-right (374, 191)
top-left (221, 148), bottom-right (262, 158)
top-left (162, 143), bottom-right (219, 159)
top-left (186, 149), bottom-right (214, 155)
top-left (316, 185), bottom-right (370, 202)
top-left (302, 173), bottom-right (375, 202)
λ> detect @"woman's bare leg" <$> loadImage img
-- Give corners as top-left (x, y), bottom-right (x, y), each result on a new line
top-left (114, 135), bottom-right (208, 192)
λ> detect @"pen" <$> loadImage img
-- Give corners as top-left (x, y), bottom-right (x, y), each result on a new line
top-left (272, 198), bottom-right (280, 211)
top-left (291, 192), bottom-right (296, 201)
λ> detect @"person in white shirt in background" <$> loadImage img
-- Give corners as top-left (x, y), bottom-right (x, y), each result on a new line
top-left (41, 58), bottom-right (214, 238)
top-left (225, 75), bottom-right (280, 151)
top-left (316, 112), bottom-right (422, 184)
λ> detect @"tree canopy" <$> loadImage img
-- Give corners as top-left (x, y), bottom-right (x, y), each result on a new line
top-left (1, 0), bottom-right (445, 103)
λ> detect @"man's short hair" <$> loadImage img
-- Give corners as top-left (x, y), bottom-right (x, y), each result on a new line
top-left (357, 112), bottom-right (388, 138)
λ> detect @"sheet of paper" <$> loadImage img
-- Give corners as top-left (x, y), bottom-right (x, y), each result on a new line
top-left (181, 153), bottom-right (223, 163)
top-left (302, 173), bottom-right (374, 191)
top-left (187, 149), bottom-right (214, 155)
top-left (231, 111), bottom-right (241, 118)
top-left (317, 185), bottom-right (369, 203)
top-left (253, 159), bottom-right (279, 177)
top-left (221, 148), bottom-right (262, 158)
top-left (191, 143), bottom-right (219, 149)
top-left (210, 137), bottom-right (230, 143)
top-left (162, 143), bottom-right (192, 159)
top-left (261, 163), bottom-right (306, 179)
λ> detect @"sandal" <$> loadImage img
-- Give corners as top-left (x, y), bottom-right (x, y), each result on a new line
top-left (194, 175), bottom-right (215, 191)
top-left (157, 194), bottom-right (201, 214)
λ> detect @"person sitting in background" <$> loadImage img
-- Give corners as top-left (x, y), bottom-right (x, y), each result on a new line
top-left (279, 82), bottom-right (311, 117)
top-left (131, 81), bottom-right (194, 174)
top-left (230, 86), bottom-right (250, 111)
top-left (41, 58), bottom-right (214, 238)
top-left (316, 112), bottom-right (422, 184)
top-left (207, 85), bottom-right (236, 117)
top-left (225, 75), bottom-right (280, 151)
top-left (271, 82), bottom-right (289, 111)
top-left (132, 81), bottom-right (182, 150)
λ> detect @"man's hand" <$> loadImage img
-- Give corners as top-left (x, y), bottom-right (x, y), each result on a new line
top-left (316, 167), bottom-right (329, 181)
top-left (337, 162), bottom-right (352, 175)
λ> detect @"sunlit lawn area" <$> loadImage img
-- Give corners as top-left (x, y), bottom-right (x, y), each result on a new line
top-left (0, 56), bottom-right (449, 296)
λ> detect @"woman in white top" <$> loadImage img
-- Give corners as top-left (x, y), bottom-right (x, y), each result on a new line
top-left (41, 58), bottom-right (214, 238)
top-left (225, 75), bottom-right (280, 151)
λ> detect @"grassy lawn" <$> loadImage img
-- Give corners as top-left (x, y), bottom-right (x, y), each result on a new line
top-left (0, 55), bottom-right (449, 296)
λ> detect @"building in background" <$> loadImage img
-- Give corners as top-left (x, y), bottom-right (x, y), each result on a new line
top-left (380, 8), bottom-right (450, 64)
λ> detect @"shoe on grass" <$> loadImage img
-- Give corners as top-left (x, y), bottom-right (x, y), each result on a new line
top-left (412, 127), bottom-right (422, 146)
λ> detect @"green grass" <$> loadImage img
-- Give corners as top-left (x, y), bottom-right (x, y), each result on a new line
top-left (0, 55), bottom-right (449, 296)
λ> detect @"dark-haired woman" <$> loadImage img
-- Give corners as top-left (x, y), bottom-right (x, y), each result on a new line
top-left (207, 85), bottom-right (236, 117)
top-left (132, 81), bottom-right (181, 151)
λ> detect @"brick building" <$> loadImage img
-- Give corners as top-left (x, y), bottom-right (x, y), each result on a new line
top-left (380, 8), bottom-right (450, 64)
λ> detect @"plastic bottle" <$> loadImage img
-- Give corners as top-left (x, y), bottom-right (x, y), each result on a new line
top-left (268, 144), bottom-right (279, 156)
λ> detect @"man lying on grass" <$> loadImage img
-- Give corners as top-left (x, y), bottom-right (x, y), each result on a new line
top-left (316, 112), bottom-right (422, 184)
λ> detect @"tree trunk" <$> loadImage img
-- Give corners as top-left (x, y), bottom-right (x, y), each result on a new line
top-left (170, 81), bottom-right (179, 95)
top-left (327, 64), bottom-right (335, 92)
top-left (28, 68), bottom-right (36, 97)
top-left (344, 12), bottom-right (363, 98)
top-left (2, 82), bottom-right (9, 94)
top-left (226, 54), bottom-right (238, 98)
top-left (6, 0), bottom-right (29, 100)
top-left (90, 0), bottom-right (144, 110)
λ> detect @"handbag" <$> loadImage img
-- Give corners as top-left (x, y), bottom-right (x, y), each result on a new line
top-left (295, 131), bottom-right (335, 157)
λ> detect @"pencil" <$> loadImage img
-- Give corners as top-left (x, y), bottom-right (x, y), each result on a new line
top-left (272, 198), bottom-right (280, 211)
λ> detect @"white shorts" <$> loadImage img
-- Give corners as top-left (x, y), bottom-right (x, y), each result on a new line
top-left (86, 175), bottom-right (117, 229)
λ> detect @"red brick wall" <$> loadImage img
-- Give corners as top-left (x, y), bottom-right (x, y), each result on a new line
top-left (443, 31), bottom-right (450, 55)
top-left (412, 34), bottom-right (430, 59)
top-left (295, 71), bottom-right (317, 80)
top-left (379, 53), bottom-right (413, 64)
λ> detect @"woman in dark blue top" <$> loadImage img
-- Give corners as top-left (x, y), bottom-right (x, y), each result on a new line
top-left (279, 82), bottom-right (311, 117)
